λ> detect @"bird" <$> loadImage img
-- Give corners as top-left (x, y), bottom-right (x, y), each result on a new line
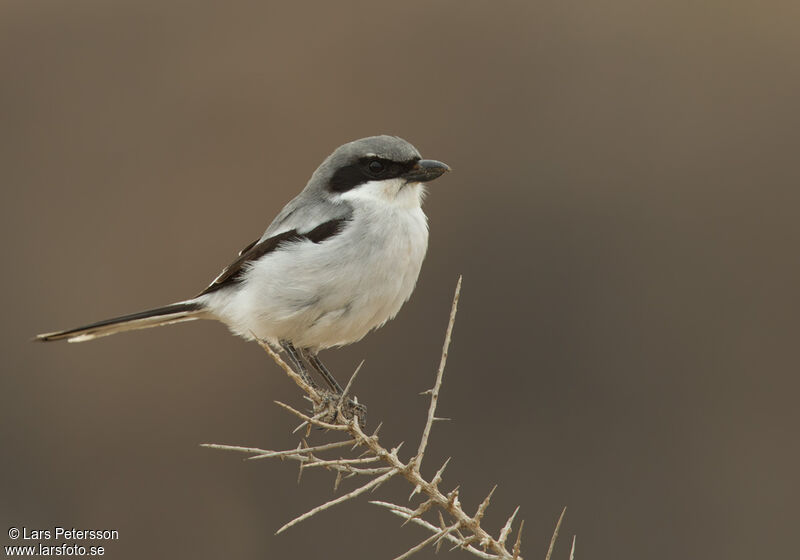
top-left (36, 135), bottom-right (450, 394)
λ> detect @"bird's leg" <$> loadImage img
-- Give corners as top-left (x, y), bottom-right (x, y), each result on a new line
top-left (306, 350), bottom-right (367, 427)
top-left (280, 340), bottom-right (318, 389)
top-left (305, 351), bottom-right (344, 394)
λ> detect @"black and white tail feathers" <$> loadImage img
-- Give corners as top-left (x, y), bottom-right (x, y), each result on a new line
top-left (36, 301), bottom-right (206, 343)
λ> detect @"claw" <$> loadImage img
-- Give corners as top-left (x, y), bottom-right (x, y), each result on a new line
top-left (312, 391), bottom-right (367, 429)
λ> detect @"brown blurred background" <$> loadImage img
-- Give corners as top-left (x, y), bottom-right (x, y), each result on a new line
top-left (2, 1), bottom-right (799, 558)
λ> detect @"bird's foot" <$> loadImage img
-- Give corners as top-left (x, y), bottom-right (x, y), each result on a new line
top-left (314, 391), bottom-right (367, 429)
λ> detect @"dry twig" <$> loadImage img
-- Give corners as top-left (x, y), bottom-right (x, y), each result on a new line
top-left (203, 276), bottom-right (569, 559)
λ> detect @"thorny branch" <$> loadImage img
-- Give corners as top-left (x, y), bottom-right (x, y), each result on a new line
top-left (203, 276), bottom-right (573, 560)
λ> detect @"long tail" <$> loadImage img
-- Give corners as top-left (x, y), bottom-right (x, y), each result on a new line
top-left (36, 301), bottom-right (207, 343)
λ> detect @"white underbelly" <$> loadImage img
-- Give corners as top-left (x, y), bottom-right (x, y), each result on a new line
top-left (202, 205), bottom-right (429, 350)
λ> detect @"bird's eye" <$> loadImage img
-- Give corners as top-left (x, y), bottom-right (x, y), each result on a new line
top-left (368, 160), bottom-right (385, 174)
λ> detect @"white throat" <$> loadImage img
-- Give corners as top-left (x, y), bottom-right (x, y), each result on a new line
top-left (337, 178), bottom-right (426, 209)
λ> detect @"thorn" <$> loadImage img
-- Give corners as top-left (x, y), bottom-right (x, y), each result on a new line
top-left (431, 457), bottom-right (451, 488)
top-left (338, 359), bottom-right (364, 405)
top-left (409, 484), bottom-right (422, 501)
top-left (545, 506), bottom-right (567, 560)
top-left (200, 443), bottom-right (270, 454)
top-left (432, 416), bottom-right (452, 422)
top-left (480, 536), bottom-right (490, 551)
top-left (434, 523), bottom-right (458, 552)
top-left (512, 519), bottom-right (524, 559)
top-left (390, 529), bottom-right (442, 560)
top-left (435, 533), bottom-right (445, 553)
top-left (419, 388), bottom-right (433, 396)
top-left (371, 422), bottom-right (383, 437)
top-left (292, 421), bottom-right (308, 434)
top-left (498, 505), bottom-right (520, 546)
top-left (570, 535), bottom-right (576, 560)
top-left (446, 486), bottom-right (460, 506)
top-left (450, 535), bottom-right (477, 552)
top-left (333, 471), bottom-right (343, 492)
top-left (400, 498), bottom-right (434, 527)
top-left (370, 470), bottom-right (396, 493)
top-left (474, 484), bottom-right (497, 524)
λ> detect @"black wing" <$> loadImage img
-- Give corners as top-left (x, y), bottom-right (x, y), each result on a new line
top-left (198, 217), bottom-right (350, 296)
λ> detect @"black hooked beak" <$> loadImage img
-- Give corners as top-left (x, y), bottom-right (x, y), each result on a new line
top-left (402, 159), bottom-right (451, 183)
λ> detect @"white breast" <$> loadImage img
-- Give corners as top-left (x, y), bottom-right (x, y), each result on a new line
top-left (202, 181), bottom-right (429, 350)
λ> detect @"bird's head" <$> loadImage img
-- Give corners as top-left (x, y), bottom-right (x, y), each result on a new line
top-left (308, 136), bottom-right (450, 206)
